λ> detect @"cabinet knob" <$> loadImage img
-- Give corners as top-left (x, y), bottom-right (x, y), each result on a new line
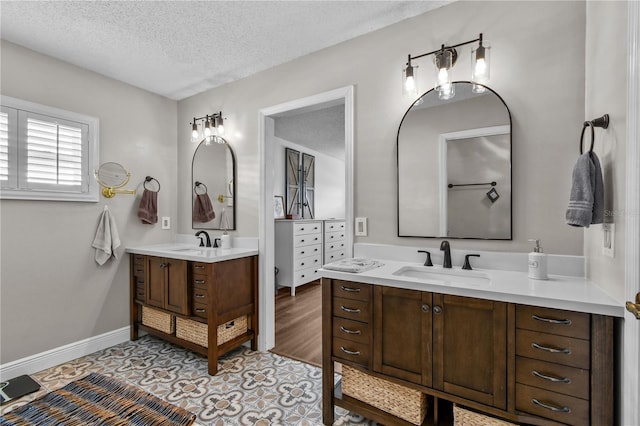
top-left (421, 304), bottom-right (430, 312)
top-left (433, 306), bottom-right (442, 314)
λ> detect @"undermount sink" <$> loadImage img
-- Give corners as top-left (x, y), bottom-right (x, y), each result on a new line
top-left (392, 266), bottom-right (491, 286)
top-left (168, 247), bottom-right (208, 254)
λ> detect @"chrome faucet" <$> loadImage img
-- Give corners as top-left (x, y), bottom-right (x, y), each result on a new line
top-left (195, 230), bottom-right (211, 247)
top-left (440, 240), bottom-right (452, 268)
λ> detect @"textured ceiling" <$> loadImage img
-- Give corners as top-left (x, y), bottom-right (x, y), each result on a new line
top-left (1, 1), bottom-right (449, 101)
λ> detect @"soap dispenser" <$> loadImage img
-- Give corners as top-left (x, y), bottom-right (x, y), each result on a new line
top-left (528, 239), bottom-right (548, 280)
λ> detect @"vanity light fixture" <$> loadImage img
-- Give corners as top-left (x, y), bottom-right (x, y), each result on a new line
top-left (403, 33), bottom-right (490, 100)
top-left (190, 111), bottom-right (225, 144)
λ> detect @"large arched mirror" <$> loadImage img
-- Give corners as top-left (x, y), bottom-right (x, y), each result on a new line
top-left (192, 136), bottom-right (236, 230)
top-left (397, 82), bottom-right (512, 239)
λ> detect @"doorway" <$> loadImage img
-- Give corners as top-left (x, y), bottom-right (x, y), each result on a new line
top-left (257, 86), bottom-right (354, 354)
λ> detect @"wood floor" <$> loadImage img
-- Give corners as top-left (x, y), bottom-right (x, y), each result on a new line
top-left (271, 281), bottom-right (322, 367)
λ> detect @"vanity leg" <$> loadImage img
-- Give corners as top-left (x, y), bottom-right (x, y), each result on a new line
top-left (321, 278), bottom-right (334, 425)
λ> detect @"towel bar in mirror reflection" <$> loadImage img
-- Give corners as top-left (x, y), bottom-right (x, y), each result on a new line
top-left (94, 162), bottom-right (137, 198)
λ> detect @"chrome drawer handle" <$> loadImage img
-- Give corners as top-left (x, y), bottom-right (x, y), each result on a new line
top-left (340, 326), bottom-right (361, 335)
top-left (532, 399), bottom-right (571, 413)
top-left (195, 308), bottom-right (206, 313)
top-left (195, 294), bottom-right (205, 298)
top-left (340, 286), bottom-right (361, 293)
top-left (532, 370), bottom-right (571, 384)
top-left (532, 314), bottom-right (572, 326)
top-left (340, 346), bottom-right (361, 356)
top-left (340, 306), bottom-right (361, 314)
top-left (532, 343), bottom-right (571, 354)
top-left (194, 265), bottom-right (205, 270)
top-left (194, 279), bottom-right (206, 284)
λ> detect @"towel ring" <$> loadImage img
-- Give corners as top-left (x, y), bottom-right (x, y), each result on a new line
top-left (580, 121), bottom-right (595, 154)
top-left (194, 181), bottom-right (208, 195)
top-left (143, 176), bottom-right (160, 192)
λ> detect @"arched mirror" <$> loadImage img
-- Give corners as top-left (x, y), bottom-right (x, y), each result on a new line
top-left (397, 82), bottom-right (512, 239)
top-left (192, 136), bottom-right (236, 230)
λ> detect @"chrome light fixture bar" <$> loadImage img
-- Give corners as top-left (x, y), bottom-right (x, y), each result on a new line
top-left (403, 33), bottom-right (490, 100)
top-left (190, 111), bottom-right (225, 144)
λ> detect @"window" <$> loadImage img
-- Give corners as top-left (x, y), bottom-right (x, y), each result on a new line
top-left (0, 96), bottom-right (99, 201)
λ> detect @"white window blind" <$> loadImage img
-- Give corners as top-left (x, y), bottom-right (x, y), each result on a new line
top-left (0, 111), bottom-right (8, 182)
top-left (0, 96), bottom-right (99, 202)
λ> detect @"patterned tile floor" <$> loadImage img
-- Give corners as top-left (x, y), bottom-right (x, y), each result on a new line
top-left (1, 336), bottom-right (379, 425)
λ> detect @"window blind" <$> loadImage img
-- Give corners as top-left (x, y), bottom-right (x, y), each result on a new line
top-left (0, 112), bottom-right (8, 181)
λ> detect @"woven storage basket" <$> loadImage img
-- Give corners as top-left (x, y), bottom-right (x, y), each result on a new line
top-left (141, 306), bottom-right (174, 334)
top-left (176, 315), bottom-right (248, 348)
top-left (342, 365), bottom-right (427, 425)
top-left (453, 404), bottom-right (516, 426)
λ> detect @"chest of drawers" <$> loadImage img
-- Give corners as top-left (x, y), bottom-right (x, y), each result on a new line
top-left (324, 220), bottom-right (346, 264)
top-left (275, 220), bottom-right (323, 295)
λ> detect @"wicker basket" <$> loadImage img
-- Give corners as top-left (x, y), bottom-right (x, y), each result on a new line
top-left (176, 316), bottom-right (248, 348)
top-left (141, 306), bottom-right (174, 334)
top-left (342, 365), bottom-right (427, 425)
top-left (453, 404), bottom-right (516, 425)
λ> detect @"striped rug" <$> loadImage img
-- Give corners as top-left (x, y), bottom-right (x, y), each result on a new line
top-left (0, 372), bottom-right (195, 425)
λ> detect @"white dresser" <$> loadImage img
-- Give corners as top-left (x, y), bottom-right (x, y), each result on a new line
top-left (323, 219), bottom-right (346, 263)
top-left (275, 220), bottom-right (323, 296)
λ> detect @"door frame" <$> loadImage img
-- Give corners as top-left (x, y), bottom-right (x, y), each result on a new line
top-left (623, 2), bottom-right (640, 425)
top-left (257, 86), bottom-right (354, 350)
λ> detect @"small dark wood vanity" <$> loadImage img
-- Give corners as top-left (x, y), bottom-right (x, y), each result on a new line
top-left (322, 278), bottom-right (615, 426)
top-left (129, 252), bottom-right (258, 375)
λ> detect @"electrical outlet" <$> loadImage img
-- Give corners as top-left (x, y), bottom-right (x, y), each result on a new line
top-left (602, 223), bottom-right (614, 257)
top-left (355, 217), bottom-right (368, 236)
top-left (161, 216), bottom-right (171, 230)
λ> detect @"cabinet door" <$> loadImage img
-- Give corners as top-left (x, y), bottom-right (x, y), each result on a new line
top-left (373, 286), bottom-right (432, 386)
top-left (432, 294), bottom-right (507, 409)
top-left (165, 259), bottom-right (188, 315)
top-left (146, 256), bottom-right (166, 309)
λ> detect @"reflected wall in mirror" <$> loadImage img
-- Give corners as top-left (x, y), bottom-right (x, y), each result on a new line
top-left (192, 136), bottom-right (236, 230)
top-left (397, 82), bottom-right (512, 239)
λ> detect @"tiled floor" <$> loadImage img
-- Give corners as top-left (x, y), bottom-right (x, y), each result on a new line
top-left (1, 335), bottom-right (378, 425)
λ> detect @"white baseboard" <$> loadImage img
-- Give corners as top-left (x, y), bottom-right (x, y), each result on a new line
top-left (0, 326), bottom-right (130, 380)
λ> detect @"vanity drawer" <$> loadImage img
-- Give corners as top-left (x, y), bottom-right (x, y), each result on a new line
top-left (135, 280), bottom-right (146, 302)
top-left (294, 233), bottom-right (322, 247)
top-left (192, 302), bottom-right (208, 319)
top-left (325, 250), bottom-right (346, 263)
top-left (325, 230), bottom-right (345, 242)
top-left (293, 266), bottom-right (321, 285)
top-left (325, 241), bottom-right (346, 252)
top-left (333, 337), bottom-right (370, 367)
top-left (516, 356), bottom-right (589, 399)
top-left (192, 275), bottom-right (209, 288)
top-left (294, 253), bottom-right (322, 271)
top-left (294, 243), bottom-right (322, 259)
top-left (516, 329), bottom-right (590, 369)
top-left (333, 317), bottom-right (370, 345)
top-left (515, 383), bottom-right (588, 426)
top-left (192, 286), bottom-right (207, 303)
top-left (516, 305), bottom-right (590, 339)
top-left (333, 297), bottom-right (370, 322)
top-left (325, 221), bottom-right (345, 232)
top-left (332, 281), bottom-right (371, 301)
top-left (294, 221), bottom-right (322, 235)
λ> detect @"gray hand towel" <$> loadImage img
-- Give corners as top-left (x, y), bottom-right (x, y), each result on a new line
top-left (137, 188), bottom-right (158, 224)
top-left (193, 193), bottom-right (216, 223)
top-left (566, 152), bottom-right (604, 227)
top-left (92, 206), bottom-right (121, 265)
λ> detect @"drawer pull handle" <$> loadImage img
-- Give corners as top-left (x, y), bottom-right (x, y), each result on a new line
top-left (340, 306), bottom-right (361, 314)
top-left (532, 343), bottom-right (571, 354)
top-left (136, 269), bottom-right (144, 273)
top-left (159, 263), bottom-right (168, 268)
top-left (195, 308), bottom-right (206, 313)
top-left (532, 314), bottom-right (572, 325)
top-left (341, 286), bottom-right (361, 293)
top-left (340, 326), bottom-right (361, 335)
top-left (340, 346), bottom-right (361, 356)
top-left (194, 265), bottom-right (205, 270)
top-left (195, 279), bottom-right (206, 284)
top-left (532, 399), bottom-right (571, 413)
top-left (532, 370), bottom-right (571, 384)
top-left (195, 294), bottom-right (205, 298)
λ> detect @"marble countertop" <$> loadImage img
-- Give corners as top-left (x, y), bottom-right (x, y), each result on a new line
top-left (321, 259), bottom-right (624, 317)
top-left (126, 243), bottom-right (258, 263)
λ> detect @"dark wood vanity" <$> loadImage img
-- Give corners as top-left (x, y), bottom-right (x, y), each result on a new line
top-left (322, 278), bottom-right (614, 425)
top-left (130, 253), bottom-right (258, 375)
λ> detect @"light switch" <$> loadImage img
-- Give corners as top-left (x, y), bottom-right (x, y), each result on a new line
top-left (602, 223), bottom-right (614, 257)
top-left (355, 217), bottom-right (368, 236)
top-left (162, 216), bottom-right (171, 230)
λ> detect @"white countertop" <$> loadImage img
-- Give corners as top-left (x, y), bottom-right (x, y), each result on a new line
top-left (321, 259), bottom-right (624, 317)
top-left (126, 243), bottom-right (258, 263)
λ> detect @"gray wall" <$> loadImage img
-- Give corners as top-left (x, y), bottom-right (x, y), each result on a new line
top-left (584, 1), bottom-right (627, 300)
top-left (178, 1), bottom-right (586, 257)
top-left (0, 41), bottom-right (178, 363)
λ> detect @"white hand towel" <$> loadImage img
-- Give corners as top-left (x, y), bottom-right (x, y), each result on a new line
top-left (92, 206), bottom-right (121, 265)
top-left (323, 258), bottom-right (383, 273)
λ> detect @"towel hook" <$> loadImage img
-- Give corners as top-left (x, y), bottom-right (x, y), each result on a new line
top-left (143, 176), bottom-right (161, 192)
top-left (194, 181), bottom-right (208, 195)
top-left (580, 114), bottom-right (609, 155)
